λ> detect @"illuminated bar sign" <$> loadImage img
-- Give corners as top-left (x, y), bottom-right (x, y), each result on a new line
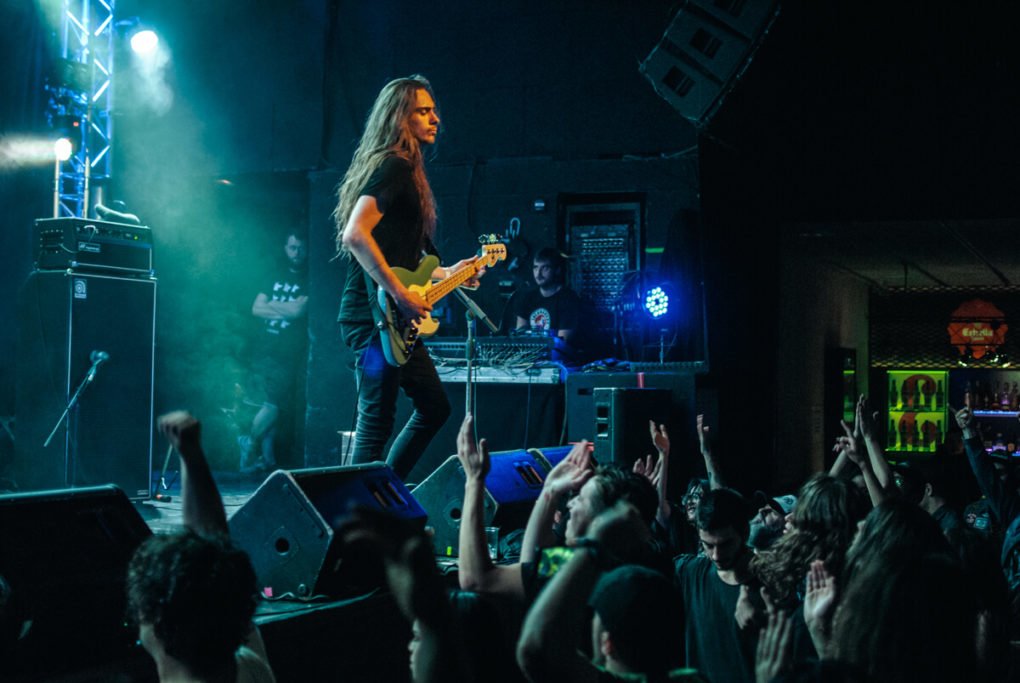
top-left (947, 298), bottom-right (1008, 360)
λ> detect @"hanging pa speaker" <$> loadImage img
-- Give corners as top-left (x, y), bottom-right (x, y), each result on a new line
top-left (228, 463), bottom-right (426, 599)
top-left (411, 450), bottom-right (547, 557)
top-left (640, 0), bottom-right (780, 127)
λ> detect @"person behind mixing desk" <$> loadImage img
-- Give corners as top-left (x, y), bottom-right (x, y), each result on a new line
top-left (514, 247), bottom-right (582, 347)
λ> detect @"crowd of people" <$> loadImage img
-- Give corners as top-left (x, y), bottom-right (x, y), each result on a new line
top-left (117, 391), bottom-right (1020, 682)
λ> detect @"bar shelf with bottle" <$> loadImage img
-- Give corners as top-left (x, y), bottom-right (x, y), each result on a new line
top-left (886, 370), bottom-right (947, 454)
top-left (950, 370), bottom-right (1020, 455)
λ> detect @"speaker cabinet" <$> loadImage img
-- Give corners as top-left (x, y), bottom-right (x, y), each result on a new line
top-left (412, 450), bottom-right (546, 557)
top-left (0, 485), bottom-right (152, 679)
top-left (229, 463), bottom-right (426, 599)
top-left (592, 388), bottom-right (672, 468)
top-left (15, 271), bottom-right (155, 499)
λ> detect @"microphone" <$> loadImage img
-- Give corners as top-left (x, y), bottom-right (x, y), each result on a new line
top-left (86, 350), bottom-right (109, 383)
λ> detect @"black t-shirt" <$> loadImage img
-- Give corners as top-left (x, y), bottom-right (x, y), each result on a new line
top-left (673, 554), bottom-right (757, 683)
top-left (253, 265), bottom-right (307, 359)
top-left (515, 287), bottom-right (581, 335)
top-left (338, 155), bottom-right (436, 325)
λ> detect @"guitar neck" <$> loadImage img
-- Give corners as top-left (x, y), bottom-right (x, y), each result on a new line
top-left (425, 262), bottom-right (483, 304)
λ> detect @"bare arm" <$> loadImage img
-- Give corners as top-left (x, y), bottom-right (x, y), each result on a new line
top-left (157, 412), bottom-right (228, 537)
top-left (251, 293), bottom-right (308, 320)
top-left (455, 415), bottom-right (525, 598)
top-left (516, 545), bottom-right (601, 683)
top-left (341, 195), bottom-right (429, 320)
top-left (855, 396), bottom-right (895, 491)
top-left (698, 414), bottom-right (726, 490)
top-left (517, 502), bottom-right (648, 683)
top-left (835, 421), bottom-right (886, 507)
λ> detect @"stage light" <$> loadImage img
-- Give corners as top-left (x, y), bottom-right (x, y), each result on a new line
top-left (54, 138), bottom-right (73, 161)
top-left (130, 29), bottom-right (159, 56)
top-left (643, 285), bottom-right (670, 319)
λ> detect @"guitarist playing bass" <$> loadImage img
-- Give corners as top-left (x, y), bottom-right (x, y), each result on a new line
top-left (335, 74), bottom-right (483, 481)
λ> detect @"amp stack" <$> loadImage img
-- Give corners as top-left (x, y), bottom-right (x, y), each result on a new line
top-left (16, 217), bottom-right (156, 499)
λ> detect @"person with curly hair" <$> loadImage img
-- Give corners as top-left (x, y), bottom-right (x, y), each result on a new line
top-left (751, 475), bottom-right (868, 610)
top-left (127, 412), bottom-right (274, 682)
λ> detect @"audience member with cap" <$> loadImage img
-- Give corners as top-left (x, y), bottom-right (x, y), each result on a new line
top-left (748, 492), bottom-right (797, 551)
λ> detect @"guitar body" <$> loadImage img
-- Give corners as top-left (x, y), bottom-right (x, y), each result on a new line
top-left (375, 241), bottom-right (507, 367)
top-left (377, 255), bottom-right (440, 367)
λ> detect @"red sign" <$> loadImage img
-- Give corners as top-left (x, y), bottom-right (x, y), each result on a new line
top-left (947, 299), bottom-right (1008, 359)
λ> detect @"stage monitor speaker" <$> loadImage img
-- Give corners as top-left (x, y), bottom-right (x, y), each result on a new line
top-left (593, 388), bottom-right (672, 468)
top-left (229, 463), bottom-right (426, 599)
top-left (0, 485), bottom-right (152, 679)
top-left (412, 450), bottom-right (546, 557)
top-left (640, 0), bottom-right (780, 126)
top-left (528, 444), bottom-right (574, 472)
top-left (15, 270), bottom-right (156, 499)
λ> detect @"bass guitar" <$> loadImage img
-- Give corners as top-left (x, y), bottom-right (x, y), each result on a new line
top-left (377, 238), bottom-right (507, 367)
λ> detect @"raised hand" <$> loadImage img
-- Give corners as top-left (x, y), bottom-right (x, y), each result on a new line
top-left (649, 420), bottom-right (670, 456)
top-left (755, 611), bottom-right (794, 683)
top-left (835, 419), bottom-right (864, 467)
top-left (632, 454), bottom-right (656, 482)
top-left (803, 560), bottom-right (836, 628)
top-left (696, 414), bottom-right (711, 454)
top-left (856, 394), bottom-right (880, 442)
top-left (456, 414), bottom-right (490, 484)
top-left (158, 411), bottom-right (202, 456)
top-left (954, 405), bottom-right (974, 430)
top-left (803, 559), bottom-right (836, 658)
top-left (543, 440), bottom-right (594, 498)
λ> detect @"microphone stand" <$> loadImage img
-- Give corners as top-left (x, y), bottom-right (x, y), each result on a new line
top-left (451, 288), bottom-right (500, 417)
top-left (43, 359), bottom-right (102, 486)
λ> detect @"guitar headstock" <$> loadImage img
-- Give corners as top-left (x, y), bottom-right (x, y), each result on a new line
top-left (478, 235), bottom-right (508, 266)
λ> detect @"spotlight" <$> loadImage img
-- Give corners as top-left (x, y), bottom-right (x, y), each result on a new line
top-left (54, 138), bottom-right (73, 161)
top-left (643, 285), bottom-right (670, 319)
top-left (130, 29), bottom-right (159, 56)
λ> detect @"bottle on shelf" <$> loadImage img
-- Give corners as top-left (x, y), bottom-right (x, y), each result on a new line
top-left (964, 380), bottom-right (973, 409)
top-left (1002, 382), bottom-right (1012, 411)
top-left (920, 419), bottom-right (931, 449)
top-left (912, 382), bottom-right (921, 412)
top-left (1011, 383), bottom-right (1019, 412)
top-left (899, 420), bottom-right (909, 451)
top-left (888, 418), bottom-right (897, 448)
top-left (910, 421), bottom-right (920, 451)
top-left (935, 420), bottom-right (942, 451)
top-left (889, 377), bottom-right (898, 409)
top-left (935, 379), bottom-right (944, 410)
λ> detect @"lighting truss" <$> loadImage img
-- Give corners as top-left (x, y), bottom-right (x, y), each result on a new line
top-left (47, 0), bottom-right (115, 218)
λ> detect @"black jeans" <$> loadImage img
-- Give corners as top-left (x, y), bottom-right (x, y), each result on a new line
top-left (341, 323), bottom-right (451, 480)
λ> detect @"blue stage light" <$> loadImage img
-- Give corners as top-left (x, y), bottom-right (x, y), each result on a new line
top-left (643, 285), bottom-right (670, 319)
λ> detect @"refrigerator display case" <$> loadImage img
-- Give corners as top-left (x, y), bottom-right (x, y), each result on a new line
top-left (885, 370), bottom-right (947, 454)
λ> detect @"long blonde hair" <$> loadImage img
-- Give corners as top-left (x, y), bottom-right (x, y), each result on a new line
top-left (333, 75), bottom-right (438, 255)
